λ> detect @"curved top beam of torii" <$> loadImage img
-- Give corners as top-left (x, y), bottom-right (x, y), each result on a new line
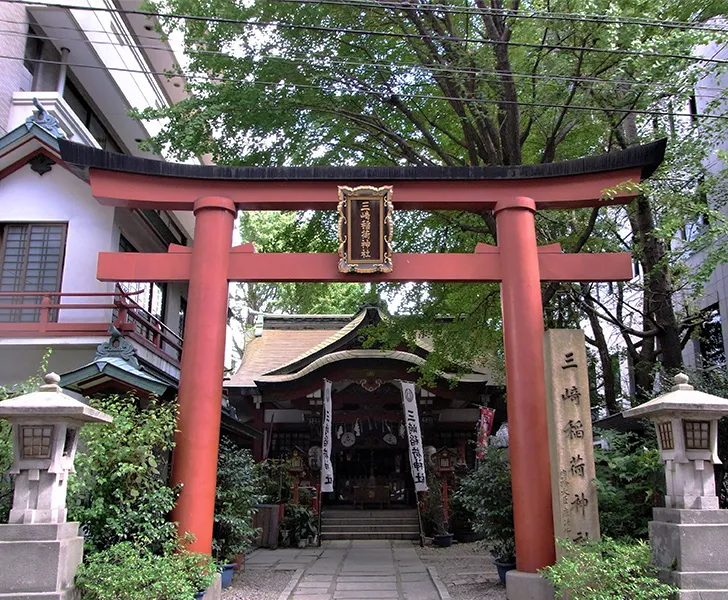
top-left (59, 139), bottom-right (666, 211)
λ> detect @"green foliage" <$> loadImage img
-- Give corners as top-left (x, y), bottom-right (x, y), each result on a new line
top-left (281, 504), bottom-right (317, 544)
top-left (255, 459), bottom-right (292, 504)
top-left (421, 466), bottom-right (447, 536)
top-left (452, 447), bottom-right (515, 562)
top-left (594, 430), bottom-right (663, 539)
top-left (540, 537), bottom-right (677, 600)
top-left (68, 395), bottom-right (178, 553)
top-left (0, 419), bottom-right (11, 523)
top-left (74, 542), bottom-right (216, 600)
top-left (213, 437), bottom-right (265, 562)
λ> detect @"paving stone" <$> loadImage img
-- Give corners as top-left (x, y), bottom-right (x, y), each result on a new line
top-left (335, 582), bottom-right (397, 591)
top-left (333, 592), bottom-right (400, 599)
top-left (291, 595), bottom-right (332, 600)
top-left (275, 563), bottom-right (304, 570)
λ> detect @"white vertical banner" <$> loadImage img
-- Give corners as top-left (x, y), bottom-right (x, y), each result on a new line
top-left (321, 379), bottom-right (334, 493)
top-left (400, 381), bottom-right (428, 492)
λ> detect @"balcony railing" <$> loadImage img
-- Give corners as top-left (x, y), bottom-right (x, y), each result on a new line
top-left (0, 289), bottom-right (183, 365)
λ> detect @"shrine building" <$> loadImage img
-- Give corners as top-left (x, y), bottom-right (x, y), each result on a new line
top-left (225, 306), bottom-right (505, 508)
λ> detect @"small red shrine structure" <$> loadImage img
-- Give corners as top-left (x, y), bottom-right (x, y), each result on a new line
top-left (59, 139), bottom-right (665, 575)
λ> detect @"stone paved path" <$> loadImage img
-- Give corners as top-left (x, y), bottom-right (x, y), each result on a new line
top-left (245, 540), bottom-right (443, 600)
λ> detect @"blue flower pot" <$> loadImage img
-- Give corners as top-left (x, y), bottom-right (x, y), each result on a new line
top-left (493, 561), bottom-right (516, 584)
top-left (193, 592), bottom-right (205, 599)
top-left (220, 564), bottom-right (235, 589)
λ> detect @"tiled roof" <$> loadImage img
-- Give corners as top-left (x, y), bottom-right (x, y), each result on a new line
top-left (226, 328), bottom-right (340, 388)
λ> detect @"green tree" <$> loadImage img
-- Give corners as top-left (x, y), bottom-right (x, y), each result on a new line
top-left (137, 0), bottom-right (728, 409)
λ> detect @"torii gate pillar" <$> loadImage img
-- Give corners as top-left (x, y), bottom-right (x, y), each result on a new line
top-left (497, 197), bottom-right (555, 572)
top-left (170, 196), bottom-right (236, 552)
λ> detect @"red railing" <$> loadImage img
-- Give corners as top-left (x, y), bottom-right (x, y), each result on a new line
top-left (0, 288), bottom-right (183, 364)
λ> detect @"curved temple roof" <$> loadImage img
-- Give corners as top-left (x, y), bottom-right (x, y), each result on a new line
top-left (59, 139), bottom-right (666, 182)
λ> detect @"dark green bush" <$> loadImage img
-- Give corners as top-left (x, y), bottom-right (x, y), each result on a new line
top-left (540, 537), bottom-right (677, 600)
top-left (594, 430), bottom-right (663, 539)
top-left (74, 542), bottom-right (216, 600)
top-left (452, 447), bottom-right (515, 562)
top-left (213, 437), bottom-right (265, 562)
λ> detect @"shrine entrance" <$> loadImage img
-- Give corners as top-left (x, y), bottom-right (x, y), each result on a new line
top-left (59, 138), bottom-right (666, 579)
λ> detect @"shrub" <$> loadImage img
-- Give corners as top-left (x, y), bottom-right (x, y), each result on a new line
top-left (68, 395), bottom-right (178, 553)
top-left (281, 504), bottom-right (317, 545)
top-left (75, 542), bottom-right (216, 600)
top-left (452, 447), bottom-right (515, 562)
top-left (255, 459), bottom-right (292, 504)
top-left (594, 430), bottom-right (663, 539)
top-left (213, 437), bottom-right (265, 562)
top-left (540, 537), bottom-right (677, 600)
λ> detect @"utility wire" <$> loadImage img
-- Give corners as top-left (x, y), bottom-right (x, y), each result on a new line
top-left (10, 26), bottom-right (727, 98)
top-left (7, 0), bottom-right (728, 65)
top-left (275, 0), bottom-right (728, 33)
top-left (12, 53), bottom-right (728, 120)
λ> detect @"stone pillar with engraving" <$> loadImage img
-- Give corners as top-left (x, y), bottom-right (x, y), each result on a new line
top-left (543, 329), bottom-right (600, 553)
top-left (624, 374), bottom-right (728, 600)
top-left (0, 373), bottom-right (112, 600)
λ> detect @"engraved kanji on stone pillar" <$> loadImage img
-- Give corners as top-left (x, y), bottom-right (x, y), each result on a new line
top-left (544, 329), bottom-right (600, 554)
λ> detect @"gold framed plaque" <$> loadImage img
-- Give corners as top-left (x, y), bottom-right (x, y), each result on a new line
top-left (337, 186), bottom-right (393, 273)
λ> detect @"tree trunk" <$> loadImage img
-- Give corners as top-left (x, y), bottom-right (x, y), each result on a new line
top-left (582, 286), bottom-right (619, 415)
top-left (629, 195), bottom-right (684, 371)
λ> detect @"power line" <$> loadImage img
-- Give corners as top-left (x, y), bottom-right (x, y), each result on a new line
top-left (276, 0), bottom-right (728, 34)
top-left (12, 53), bottom-right (728, 120)
top-left (9, 26), bottom-right (726, 99)
top-left (7, 0), bottom-right (728, 66)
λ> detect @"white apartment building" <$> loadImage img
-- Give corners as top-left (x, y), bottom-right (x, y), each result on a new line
top-left (0, 0), bottom-right (194, 391)
top-left (680, 38), bottom-right (728, 374)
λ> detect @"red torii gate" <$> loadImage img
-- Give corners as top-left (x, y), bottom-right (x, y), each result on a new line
top-left (60, 139), bottom-right (665, 576)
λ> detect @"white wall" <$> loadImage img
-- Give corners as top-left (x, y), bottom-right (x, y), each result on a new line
top-left (0, 163), bottom-right (117, 322)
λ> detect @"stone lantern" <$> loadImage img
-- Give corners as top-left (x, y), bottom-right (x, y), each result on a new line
top-left (623, 373), bottom-right (728, 599)
top-left (0, 373), bottom-right (111, 600)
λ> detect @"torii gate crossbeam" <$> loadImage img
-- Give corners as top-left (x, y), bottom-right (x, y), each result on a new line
top-left (60, 139), bottom-right (666, 578)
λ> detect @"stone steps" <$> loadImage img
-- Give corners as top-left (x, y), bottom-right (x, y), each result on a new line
top-left (320, 509), bottom-right (421, 541)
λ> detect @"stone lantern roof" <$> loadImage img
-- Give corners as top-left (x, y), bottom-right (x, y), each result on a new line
top-left (0, 373), bottom-right (112, 424)
top-left (623, 373), bottom-right (728, 420)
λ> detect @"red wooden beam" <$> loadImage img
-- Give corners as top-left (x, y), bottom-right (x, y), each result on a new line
top-left (97, 250), bottom-right (632, 283)
top-left (88, 167), bottom-right (643, 211)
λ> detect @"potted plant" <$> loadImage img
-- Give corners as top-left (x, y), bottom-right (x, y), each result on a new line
top-left (453, 446), bottom-right (516, 583)
top-left (422, 466), bottom-right (454, 547)
top-left (213, 438), bottom-right (265, 588)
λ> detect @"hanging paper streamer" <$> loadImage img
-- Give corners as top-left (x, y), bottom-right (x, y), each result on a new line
top-left (399, 422), bottom-right (406, 439)
top-left (476, 407), bottom-right (496, 460)
top-left (321, 379), bottom-right (334, 493)
top-left (400, 381), bottom-right (428, 492)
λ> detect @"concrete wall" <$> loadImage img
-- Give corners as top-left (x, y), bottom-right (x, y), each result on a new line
top-left (0, 4), bottom-right (31, 136)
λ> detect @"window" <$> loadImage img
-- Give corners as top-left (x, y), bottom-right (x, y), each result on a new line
top-left (0, 223), bottom-right (66, 322)
top-left (63, 80), bottom-right (123, 154)
top-left (118, 235), bottom-right (167, 327)
top-left (21, 425), bottom-right (54, 459)
top-left (699, 304), bottom-right (725, 369)
top-left (658, 422), bottom-right (674, 450)
top-left (684, 420), bottom-right (710, 450)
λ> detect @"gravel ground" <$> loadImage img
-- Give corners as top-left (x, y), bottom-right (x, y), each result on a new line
top-left (416, 541), bottom-right (507, 600)
top-left (221, 567), bottom-right (295, 600)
